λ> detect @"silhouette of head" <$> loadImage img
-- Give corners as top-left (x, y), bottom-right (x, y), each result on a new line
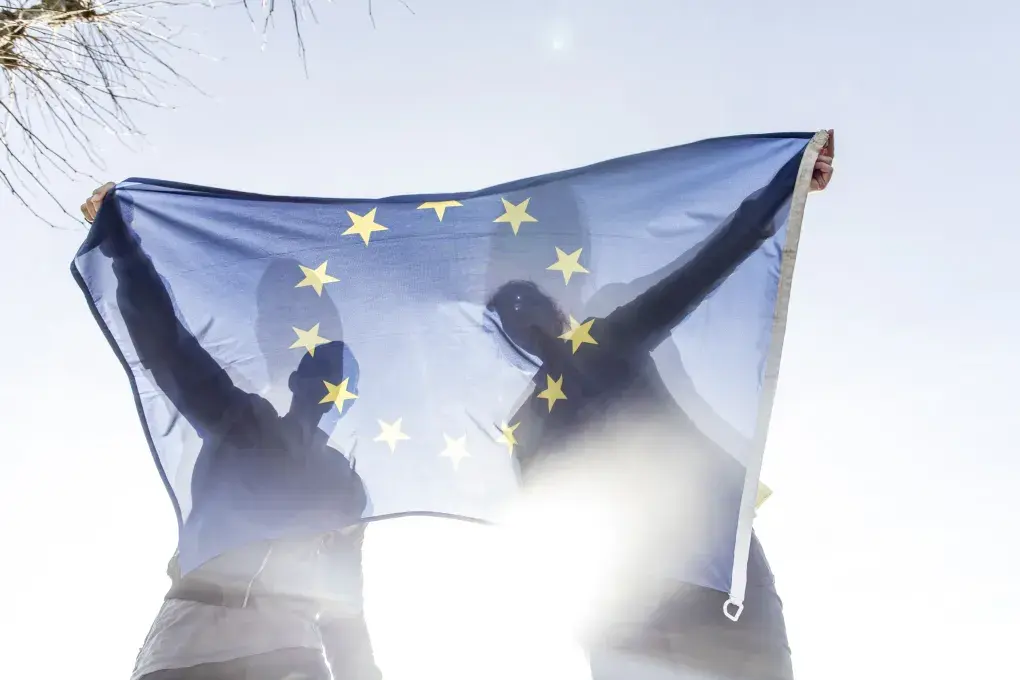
top-left (483, 183), bottom-right (590, 319)
top-left (288, 340), bottom-right (360, 420)
top-left (254, 258), bottom-right (346, 408)
top-left (487, 280), bottom-right (567, 358)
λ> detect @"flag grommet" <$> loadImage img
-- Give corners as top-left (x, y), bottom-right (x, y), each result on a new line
top-left (723, 598), bottom-right (744, 622)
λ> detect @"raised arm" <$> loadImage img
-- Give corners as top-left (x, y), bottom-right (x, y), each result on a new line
top-left (603, 151), bottom-right (804, 350)
top-left (85, 184), bottom-right (243, 433)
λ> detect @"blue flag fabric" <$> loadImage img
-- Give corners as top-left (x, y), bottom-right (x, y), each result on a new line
top-left (73, 132), bottom-right (822, 597)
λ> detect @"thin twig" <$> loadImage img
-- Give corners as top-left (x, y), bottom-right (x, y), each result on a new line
top-left (1, 0), bottom-right (196, 224)
top-left (2, 0), bottom-right (415, 225)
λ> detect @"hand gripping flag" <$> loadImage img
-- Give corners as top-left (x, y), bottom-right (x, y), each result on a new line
top-left (72, 131), bottom-right (828, 617)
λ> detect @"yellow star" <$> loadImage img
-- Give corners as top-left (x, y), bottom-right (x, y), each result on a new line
top-left (289, 323), bottom-right (330, 356)
top-left (417, 200), bottom-right (463, 221)
top-left (547, 247), bottom-right (589, 285)
top-left (295, 261), bottom-right (339, 296)
top-left (558, 316), bottom-right (599, 354)
top-left (496, 421), bottom-right (520, 455)
top-left (375, 418), bottom-right (410, 453)
top-left (537, 374), bottom-right (567, 412)
top-left (440, 433), bottom-right (470, 470)
top-left (343, 207), bottom-right (388, 245)
top-left (319, 378), bottom-right (358, 411)
top-left (493, 197), bottom-right (537, 235)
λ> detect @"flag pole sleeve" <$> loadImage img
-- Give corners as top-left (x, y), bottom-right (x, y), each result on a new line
top-left (724, 129), bottom-right (830, 621)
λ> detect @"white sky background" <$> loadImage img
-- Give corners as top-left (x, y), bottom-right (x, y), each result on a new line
top-left (1, 0), bottom-right (1019, 678)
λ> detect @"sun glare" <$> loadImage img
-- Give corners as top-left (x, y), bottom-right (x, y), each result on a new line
top-left (358, 436), bottom-right (713, 679)
top-left (361, 516), bottom-right (593, 680)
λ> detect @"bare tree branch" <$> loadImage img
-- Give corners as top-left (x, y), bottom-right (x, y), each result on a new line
top-left (1, 0), bottom-right (414, 225)
top-left (367, 0), bottom-right (414, 30)
top-left (1, 0), bottom-right (196, 223)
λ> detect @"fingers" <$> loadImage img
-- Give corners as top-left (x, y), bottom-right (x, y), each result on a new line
top-left (811, 166), bottom-right (833, 192)
top-left (809, 153), bottom-right (834, 192)
top-left (818, 129), bottom-right (835, 159)
top-left (819, 170), bottom-right (833, 190)
top-left (809, 130), bottom-right (835, 187)
top-left (83, 198), bottom-right (99, 222)
top-left (81, 181), bottom-right (115, 223)
top-left (81, 197), bottom-right (99, 223)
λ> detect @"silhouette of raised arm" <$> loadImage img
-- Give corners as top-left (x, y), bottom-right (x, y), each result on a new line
top-left (101, 205), bottom-right (244, 433)
top-left (604, 153), bottom-right (801, 350)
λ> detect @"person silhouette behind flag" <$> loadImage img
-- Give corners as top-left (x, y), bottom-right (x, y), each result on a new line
top-left (486, 139), bottom-right (833, 680)
top-left (82, 185), bottom-right (381, 680)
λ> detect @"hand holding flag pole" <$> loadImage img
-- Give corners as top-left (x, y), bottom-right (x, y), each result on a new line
top-left (810, 129), bottom-right (835, 192)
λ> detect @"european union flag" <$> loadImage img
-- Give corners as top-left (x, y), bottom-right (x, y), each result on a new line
top-left (73, 131), bottom-right (826, 609)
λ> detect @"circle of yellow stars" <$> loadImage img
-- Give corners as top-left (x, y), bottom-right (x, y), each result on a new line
top-left (281, 193), bottom-right (764, 504)
top-left (282, 192), bottom-right (602, 471)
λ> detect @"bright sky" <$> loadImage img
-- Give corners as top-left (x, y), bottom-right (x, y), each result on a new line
top-left (2, 1), bottom-right (1018, 678)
